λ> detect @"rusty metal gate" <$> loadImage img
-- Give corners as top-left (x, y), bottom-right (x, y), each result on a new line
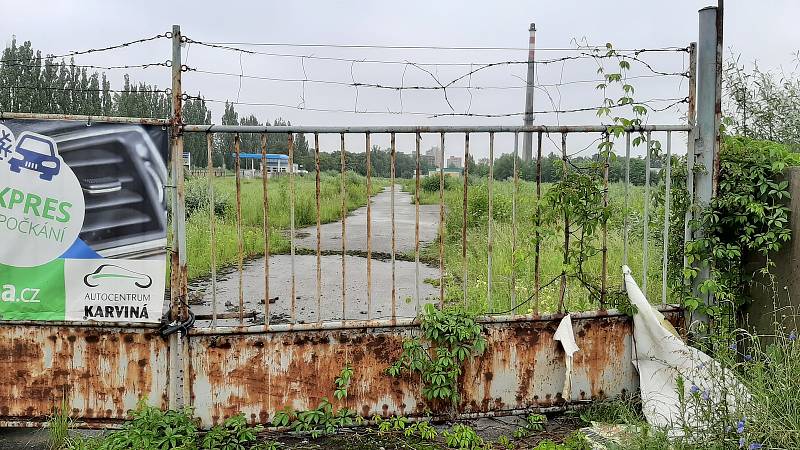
top-left (0, 4), bottom-right (724, 429)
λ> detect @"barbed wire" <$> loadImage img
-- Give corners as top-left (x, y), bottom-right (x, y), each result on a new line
top-left (0, 33), bottom-right (170, 64)
top-left (181, 37), bottom-right (688, 116)
top-left (194, 40), bottom-right (688, 53)
top-left (183, 37), bottom-right (688, 73)
top-left (0, 60), bottom-right (172, 71)
top-left (189, 95), bottom-right (687, 118)
top-left (0, 85), bottom-right (170, 95)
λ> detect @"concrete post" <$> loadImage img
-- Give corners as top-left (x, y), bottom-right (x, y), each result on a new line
top-left (692, 6), bottom-right (723, 317)
top-left (522, 23), bottom-right (536, 162)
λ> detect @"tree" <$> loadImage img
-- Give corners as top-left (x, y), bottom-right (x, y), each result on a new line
top-left (218, 102), bottom-right (239, 170)
top-left (183, 95), bottom-right (212, 167)
top-left (723, 59), bottom-right (800, 151)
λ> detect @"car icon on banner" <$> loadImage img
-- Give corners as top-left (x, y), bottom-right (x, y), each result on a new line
top-left (8, 133), bottom-right (61, 181)
top-left (83, 264), bottom-right (153, 289)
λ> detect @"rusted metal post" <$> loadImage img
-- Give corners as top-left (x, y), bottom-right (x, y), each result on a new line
top-left (415, 132), bottom-right (421, 313)
top-left (643, 131), bottom-right (651, 295)
top-left (462, 133), bottom-right (470, 306)
top-left (534, 132), bottom-right (542, 315)
top-left (390, 133), bottom-right (397, 323)
top-left (288, 133), bottom-right (296, 324)
top-left (511, 132), bottom-right (519, 314)
top-left (340, 133), bottom-right (347, 323)
top-left (522, 23), bottom-right (536, 162)
top-left (487, 132), bottom-right (494, 312)
top-left (207, 133), bottom-right (217, 329)
top-left (365, 132), bottom-right (373, 319)
top-left (315, 132), bottom-right (322, 324)
top-left (662, 131), bottom-right (672, 306)
top-left (261, 133), bottom-right (270, 328)
top-left (558, 133), bottom-right (569, 313)
top-left (439, 133), bottom-right (445, 308)
top-left (168, 25), bottom-right (188, 409)
top-left (684, 42), bottom-right (697, 283)
top-left (600, 134), bottom-right (609, 309)
top-left (623, 133), bottom-right (631, 266)
top-left (235, 134), bottom-right (244, 325)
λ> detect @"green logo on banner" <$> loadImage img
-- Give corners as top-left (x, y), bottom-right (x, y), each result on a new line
top-left (0, 260), bottom-right (65, 320)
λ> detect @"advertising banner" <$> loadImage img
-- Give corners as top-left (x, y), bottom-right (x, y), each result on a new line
top-left (0, 120), bottom-right (169, 323)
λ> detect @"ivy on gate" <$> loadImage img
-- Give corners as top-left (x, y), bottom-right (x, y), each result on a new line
top-left (534, 42), bottom-right (664, 307)
top-left (671, 135), bottom-right (799, 327)
top-left (386, 304), bottom-right (486, 406)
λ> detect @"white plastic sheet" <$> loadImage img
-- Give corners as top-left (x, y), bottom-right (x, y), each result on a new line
top-left (623, 265), bottom-right (746, 435)
top-left (554, 314), bottom-right (580, 401)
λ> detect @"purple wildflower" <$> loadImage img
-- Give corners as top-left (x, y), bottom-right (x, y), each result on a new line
top-left (744, 354), bottom-right (753, 362)
top-left (690, 384), bottom-right (700, 394)
top-left (729, 343), bottom-right (738, 351)
top-left (749, 443), bottom-right (762, 450)
top-left (737, 418), bottom-right (746, 434)
top-left (790, 330), bottom-right (797, 341)
top-left (701, 390), bottom-right (710, 401)
top-left (739, 437), bottom-right (746, 448)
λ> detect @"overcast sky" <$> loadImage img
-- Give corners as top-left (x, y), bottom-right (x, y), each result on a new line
top-left (4, 0), bottom-right (799, 159)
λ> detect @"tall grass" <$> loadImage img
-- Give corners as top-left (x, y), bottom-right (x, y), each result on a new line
top-left (185, 172), bottom-right (387, 280)
top-left (576, 314), bottom-right (800, 449)
top-left (405, 177), bottom-right (669, 313)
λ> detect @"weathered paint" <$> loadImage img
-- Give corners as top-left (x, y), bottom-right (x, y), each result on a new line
top-left (188, 308), bottom-right (682, 427)
top-left (0, 324), bottom-right (169, 427)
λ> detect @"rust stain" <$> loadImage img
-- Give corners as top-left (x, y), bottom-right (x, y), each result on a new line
top-left (0, 325), bottom-right (169, 425)
top-left (188, 311), bottom-right (684, 427)
top-left (0, 310), bottom-right (683, 429)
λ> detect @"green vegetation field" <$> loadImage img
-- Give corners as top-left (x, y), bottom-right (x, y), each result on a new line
top-left (403, 176), bottom-right (669, 314)
top-left (182, 169), bottom-right (670, 313)
top-left (183, 173), bottom-right (388, 280)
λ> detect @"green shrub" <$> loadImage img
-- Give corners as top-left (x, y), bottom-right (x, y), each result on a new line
top-left (420, 174), bottom-right (454, 192)
top-left (185, 177), bottom-right (228, 218)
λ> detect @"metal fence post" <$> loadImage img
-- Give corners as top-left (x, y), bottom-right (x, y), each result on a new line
top-left (692, 6), bottom-right (723, 319)
top-left (168, 24), bottom-right (189, 410)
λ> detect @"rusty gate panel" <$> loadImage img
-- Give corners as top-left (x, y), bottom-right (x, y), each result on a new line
top-left (0, 324), bottom-right (170, 427)
top-left (188, 308), bottom-right (682, 427)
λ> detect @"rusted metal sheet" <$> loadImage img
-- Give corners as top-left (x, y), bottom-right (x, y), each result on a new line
top-left (0, 324), bottom-right (169, 427)
top-left (188, 308), bottom-right (682, 428)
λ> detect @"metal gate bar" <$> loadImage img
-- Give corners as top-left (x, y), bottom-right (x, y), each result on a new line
top-left (183, 124), bottom-right (691, 333)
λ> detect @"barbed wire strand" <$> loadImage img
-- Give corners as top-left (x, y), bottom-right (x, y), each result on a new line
top-left (0, 85), bottom-right (169, 95)
top-left (196, 40), bottom-right (688, 53)
top-left (183, 37), bottom-right (688, 74)
top-left (0, 33), bottom-right (170, 64)
top-left (187, 95), bottom-right (686, 118)
top-left (0, 60), bottom-right (171, 71)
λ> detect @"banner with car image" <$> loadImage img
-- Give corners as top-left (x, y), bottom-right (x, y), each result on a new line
top-left (0, 120), bottom-right (168, 323)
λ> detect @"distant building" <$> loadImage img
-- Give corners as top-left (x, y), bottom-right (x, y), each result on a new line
top-left (427, 167), bottom-right (463, 177)
top-left (421, 154), bottom-right (436, 167)
top-left (447, 156), bottom-right (463, 169)
top-left (425, 146), bottom-right (442, 167)
top-left (238, 153), bottom-right (301, 175)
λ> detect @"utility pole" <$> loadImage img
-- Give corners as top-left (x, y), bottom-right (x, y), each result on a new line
top-left (523, 23), bottom-right (536, 162)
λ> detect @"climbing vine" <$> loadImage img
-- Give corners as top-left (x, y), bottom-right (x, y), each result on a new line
top-left (386, 304), bottom-right (486, 405)
top-left (671, 135), bottom-right (798, 328)
top-left (536, 42), bottom-right (665, 308)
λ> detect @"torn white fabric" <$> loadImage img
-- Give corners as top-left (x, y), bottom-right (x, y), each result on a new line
top-left (623, 265), bottom-right (748, 436)
top-left (554, 314), bottom-right (580, 401)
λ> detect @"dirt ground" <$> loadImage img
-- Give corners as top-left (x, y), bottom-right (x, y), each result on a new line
top-left (0, 413), bottom-right (587, 449)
